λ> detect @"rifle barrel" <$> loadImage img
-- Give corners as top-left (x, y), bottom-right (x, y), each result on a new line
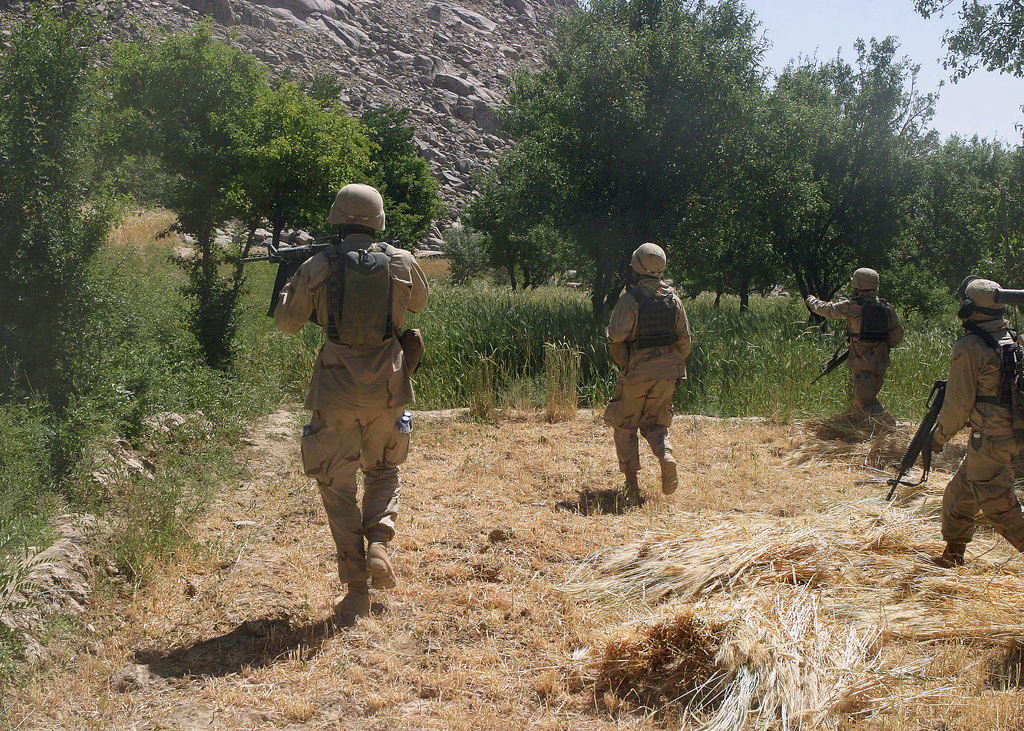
top-left (996, 289), bottom-right (1024, 305)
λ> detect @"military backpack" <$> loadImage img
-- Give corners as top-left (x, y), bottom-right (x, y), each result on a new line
top-left (324, 243), bottom-right (396, 348)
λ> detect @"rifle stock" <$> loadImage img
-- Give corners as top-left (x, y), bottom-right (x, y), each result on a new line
top-left (886, 379), bottom-right (947, 500)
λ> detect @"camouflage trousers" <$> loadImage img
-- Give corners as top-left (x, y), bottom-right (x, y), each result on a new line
top-left (301, 407), bottom-right (410, 584)
top-left (852, 368), bottom-right (886, 416)
top-left (941, 430), bottom-right (1024, 551)
top-left (603, 378), bottom-right (676, 474)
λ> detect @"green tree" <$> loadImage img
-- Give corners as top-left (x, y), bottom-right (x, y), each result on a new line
top-left (0, 6), bottom-right (113, 404)
top-left (466, 142), bottom-right (568, 289)
top-left (107, 25), bottom-right (267, 369)
top-left (231, 80), bottom-right (372, 255)
top-left (361, 108), bottom-right (445, 248)
top-left (762, 39), bottom-right (935, 301)
top-left (494, 0), bottom-right (766, 315)
top-left (915, 1), bottom-right (1024, 79)
top-left (914, 136), bottom-right (1009, 286)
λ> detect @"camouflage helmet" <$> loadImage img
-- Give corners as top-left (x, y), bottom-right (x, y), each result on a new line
top-left (327, 183), bottom-right (386, 231)
top-left (630, 243), bottom-right (667, 277)
top-left (964, 278), bottom-right (1005, 310)
top-left (851, 267), bottom-right (879, 291)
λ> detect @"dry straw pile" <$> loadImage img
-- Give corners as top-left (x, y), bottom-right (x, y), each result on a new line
top-left (574, 499), bottom-right (1024, 729)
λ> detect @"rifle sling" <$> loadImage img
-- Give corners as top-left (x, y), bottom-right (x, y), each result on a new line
top-left (976, 395), bottom-right (1012, 407)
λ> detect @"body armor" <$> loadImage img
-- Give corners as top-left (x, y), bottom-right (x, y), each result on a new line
top-left (850, 296), bottom-right (890, 342)
top-left (325, 243), bottom-right (395, 347)
top-left (964, 322), bottom-right (1024, 444)
top-left (629, 288), bottom-right (678, 349)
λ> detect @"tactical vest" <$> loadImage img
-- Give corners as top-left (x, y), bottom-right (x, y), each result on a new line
top-left (628, 287), bottom-right (679, 349)
top-left (849, 296), bottom-right (890, 342)
top-left (965, 324), bottom-right (1024, 442)
top-left (324, 243), bottom-right (395, 348)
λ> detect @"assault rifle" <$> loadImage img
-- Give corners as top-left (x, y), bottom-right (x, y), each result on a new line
top-left (886, 379), bottom-right (947, 500)
top-left (811, 346), bottom-right (849, 385)
top-left (242, 237), bottom-right (334, 317)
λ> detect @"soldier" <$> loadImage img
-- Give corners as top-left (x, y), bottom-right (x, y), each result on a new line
top-left (603, 243), bottom-right (691, 504)
top-left (274, 183), bottom-right (429, 621)
top-left (930, 276), bottom-right (1024, 568)
top-left (805, 268), bottom-right (904, 418)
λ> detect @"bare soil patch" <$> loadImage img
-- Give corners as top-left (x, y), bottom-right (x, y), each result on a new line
top-left (3, 409), bottom-right (1023, 729)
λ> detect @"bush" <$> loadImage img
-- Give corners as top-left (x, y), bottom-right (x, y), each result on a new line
top-left (443, 227), bottom-right (490, 284)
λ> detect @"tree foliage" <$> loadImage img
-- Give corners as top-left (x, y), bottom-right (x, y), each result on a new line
top-left (107, 24), bottom-right (268, 369)
top-left (762, 39), bottom-right (936, 301)
top-left (915, 0), bottom-right (1024, 79)
top-left (482, 0), bottom-right (766, 314)
top-left (0, 5), bottom-right (114, 404)
top-left (361, 107), bottom-right (446, 248)
top-left (232, 80), bottom-right (372, 249)
top-left (465, 142), bottom-right (569, 289)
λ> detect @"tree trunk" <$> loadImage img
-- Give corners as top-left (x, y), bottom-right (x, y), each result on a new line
top-left (739, 276), bottom-right (751, 312)
top-left (272, 215), bottom-right (285, 251)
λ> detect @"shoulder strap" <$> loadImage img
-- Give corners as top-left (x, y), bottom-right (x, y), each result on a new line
top-left (964, 323), bottom-right (1002, 352)
top-left (626, 287), bottom-right (646, 304)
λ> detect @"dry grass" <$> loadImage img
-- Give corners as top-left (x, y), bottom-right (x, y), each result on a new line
top-left (3, 409), bottom-right (1024, 730)
top-left (416, 254), bottom-right (450, 281)
top-left (108, 210), bottom-right (178, 249)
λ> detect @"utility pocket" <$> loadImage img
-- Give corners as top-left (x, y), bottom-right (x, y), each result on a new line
top-left (300, 424), bottom-right (328, 478)
top-left (383, 422), bottom-right (411, 467)
top-left (970, 430), bottom-right (983, 452)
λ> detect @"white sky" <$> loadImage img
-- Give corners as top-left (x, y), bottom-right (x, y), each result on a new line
top-left (742, 0), bottom-right (1024, 144)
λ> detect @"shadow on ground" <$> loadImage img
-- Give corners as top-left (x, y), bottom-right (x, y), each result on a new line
top-left (134, 605), bottom-right (386, 678)
top-left (556, 488), bottom-right (645, 516)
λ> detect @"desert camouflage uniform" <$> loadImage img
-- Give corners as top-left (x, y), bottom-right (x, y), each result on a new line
top-left (805, 293), bottom-right (904, 416)
top-left (933, 315), bottom-right (1024, 552)
top-left (603, 277), bottom-right (691, 479)
top-left (275, 232), bottom-right (428, 584)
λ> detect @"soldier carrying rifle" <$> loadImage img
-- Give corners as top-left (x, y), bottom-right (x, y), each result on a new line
top-left (274, 184), bottom-right (429, 621)
top-left (805, 268), bottom-right (904, 419)
top-left (929, 277), bottom-right (1024, 568)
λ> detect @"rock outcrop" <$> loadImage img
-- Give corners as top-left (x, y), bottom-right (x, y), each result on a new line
top-left (1, 0), bottom-right (577, 220)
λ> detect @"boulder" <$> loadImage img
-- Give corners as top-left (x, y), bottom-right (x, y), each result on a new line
top-left (433, 72), bottom-right (478, 97)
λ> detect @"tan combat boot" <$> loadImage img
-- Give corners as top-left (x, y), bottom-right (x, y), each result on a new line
top-left (660, 457), bottom-right (678, 495)
top-left (621, 472), bottom-right (642, 506)
top-left (932, 542), bottom-right (966, 568)
top-left (367, 541), bottom-right (398, 590)
top-left (333, 580), bottom-right (371, 623)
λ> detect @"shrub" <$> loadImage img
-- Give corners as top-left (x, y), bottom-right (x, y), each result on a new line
top-left (443, 227), bottom-right (490, 284)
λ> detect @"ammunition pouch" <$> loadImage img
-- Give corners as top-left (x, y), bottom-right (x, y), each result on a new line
top-left (399, 328), bottom-right (424, 374)
top-left (609, 340), bottom-right (630, 368)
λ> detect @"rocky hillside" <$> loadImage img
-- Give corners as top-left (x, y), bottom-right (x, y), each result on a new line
top-left (3, 0), bottom-right (577, 224)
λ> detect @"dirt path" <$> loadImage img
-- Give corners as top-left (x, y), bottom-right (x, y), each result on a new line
top-left (4, 409), bottom-right (1021, 730)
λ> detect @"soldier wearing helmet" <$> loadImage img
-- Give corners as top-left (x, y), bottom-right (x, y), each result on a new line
top-left (929, 276), bottom-right (1024, 568)
top-left (274, 183), bottom-right (429, 621)
top-left (804, 268), bottom-right (904, 418)
top-left (603, 243), bottom-right (692, 505)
